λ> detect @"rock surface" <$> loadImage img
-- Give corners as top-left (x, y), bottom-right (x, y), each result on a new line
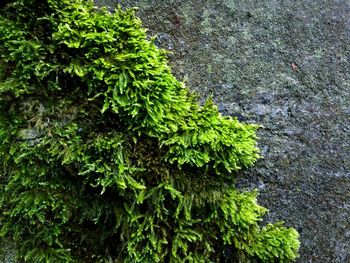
top-left (0, 239), bottom-right (17, 263)
top-left (95, 1), bottom-right (350, 262)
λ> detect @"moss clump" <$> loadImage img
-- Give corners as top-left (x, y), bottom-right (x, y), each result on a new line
top-left (0, 0), bottom-right (299, 262)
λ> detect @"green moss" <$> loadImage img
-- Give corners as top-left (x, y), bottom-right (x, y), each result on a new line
top-left (0, 0), bottom-right (299, 262)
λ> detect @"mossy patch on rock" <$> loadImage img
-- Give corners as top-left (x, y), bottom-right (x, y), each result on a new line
top-left (1, 0), bottom-right (299, 262)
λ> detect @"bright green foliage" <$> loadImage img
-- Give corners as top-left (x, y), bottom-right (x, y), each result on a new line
top-left (0, 0), bottom-right (299, 262)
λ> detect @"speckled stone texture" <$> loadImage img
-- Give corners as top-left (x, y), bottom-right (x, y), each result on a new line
top-left (95, 1), bottom-right (350, 262)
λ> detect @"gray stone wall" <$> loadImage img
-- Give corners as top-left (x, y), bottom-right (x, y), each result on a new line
top-left (95, 1), bottom-right (350, 262)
